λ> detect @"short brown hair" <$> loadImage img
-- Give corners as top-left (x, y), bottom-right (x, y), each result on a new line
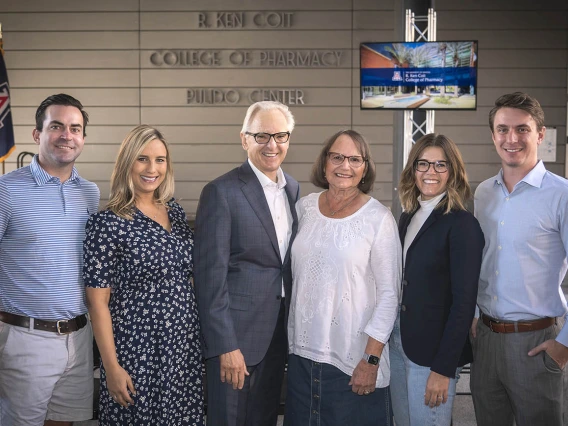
top-left (310, 130), bottom-right (376, 194)
top-left (35, 93), bottom-right (89, 137)
top-left (489, 92), bottom-right (545, 133)
top-left (399, 133), bottom-right (471, 214)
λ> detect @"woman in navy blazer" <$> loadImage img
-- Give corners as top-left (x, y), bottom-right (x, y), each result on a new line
top-left (389, 133), bottom-right (484, 426)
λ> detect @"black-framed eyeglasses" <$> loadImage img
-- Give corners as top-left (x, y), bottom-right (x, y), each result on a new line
top-left (327, 152), bottom-right (367, 168)
top-left (414, 160), bottom-right (449, 173)
top-left (245, 131), bottom-right (290, 144)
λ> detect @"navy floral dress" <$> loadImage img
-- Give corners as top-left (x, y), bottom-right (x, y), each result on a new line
top-left (83, 200), bottom-right (204, 425)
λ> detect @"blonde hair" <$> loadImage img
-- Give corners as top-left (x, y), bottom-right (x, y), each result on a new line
top-left (399, 133), bottom-right (471, 214)
top-left (107, 125), bottom-right (174, 219)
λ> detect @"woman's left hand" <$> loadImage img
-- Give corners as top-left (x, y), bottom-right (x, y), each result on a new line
top-left (349, 360), bottom-right (378, 395)
top-left (424, 371), bottom-right (450, 408)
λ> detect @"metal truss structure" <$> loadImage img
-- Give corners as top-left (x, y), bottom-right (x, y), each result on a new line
top-left (403, 8), bottom-right (437, 167)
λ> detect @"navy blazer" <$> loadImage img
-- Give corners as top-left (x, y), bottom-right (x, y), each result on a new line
top-left (399, 204), bottom-right (484, 378)
top-left (193, 161), bottom-right (299, 365)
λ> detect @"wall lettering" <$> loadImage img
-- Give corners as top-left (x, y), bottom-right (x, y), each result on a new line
top-left (259, 50), bottom-right (342, 67)
top-left (187, 88), bottom-right (305, 105)
top-left (197, 11), bottom-right (294, 29)
top-left (150, 50), bottom-right (343, 68)
top-left (150, 50), bottom-right (221, 66)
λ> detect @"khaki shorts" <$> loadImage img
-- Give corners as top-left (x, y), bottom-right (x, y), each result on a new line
top-left (0, 319), bottom-right (93, 425)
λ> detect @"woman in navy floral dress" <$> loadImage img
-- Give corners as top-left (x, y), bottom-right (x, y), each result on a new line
top-left (83, 125), bottom-right (204, 425)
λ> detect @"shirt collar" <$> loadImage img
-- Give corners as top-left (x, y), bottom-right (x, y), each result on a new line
top-left (494, 160), bottom-right (546, 190)
top-left (30, 154), bottom-right (80, 186)
top-left (418, 192), bottom-right (446, 209)
top-left (248, 158), bottom-right (287, 190)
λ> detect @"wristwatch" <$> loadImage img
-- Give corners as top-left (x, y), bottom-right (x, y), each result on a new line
top-left (363, 353), bottom-right (380, 365)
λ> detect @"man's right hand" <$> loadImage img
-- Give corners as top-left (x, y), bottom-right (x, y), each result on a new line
top-left (220, 349), bottom-right (250, 390)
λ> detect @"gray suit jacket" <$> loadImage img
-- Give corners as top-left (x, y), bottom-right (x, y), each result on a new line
top-left (194, 161), bottom-right (299, 365)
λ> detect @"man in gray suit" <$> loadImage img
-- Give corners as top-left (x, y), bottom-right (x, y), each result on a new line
top-left (194, 101), bottom-right (299, 426)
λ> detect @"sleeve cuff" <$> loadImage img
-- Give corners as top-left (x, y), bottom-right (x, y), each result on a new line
top-left (555, 314), bottom-right (568, 347)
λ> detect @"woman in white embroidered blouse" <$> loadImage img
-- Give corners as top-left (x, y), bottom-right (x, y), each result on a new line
top-left (284, 130), bottom-right (402, 426)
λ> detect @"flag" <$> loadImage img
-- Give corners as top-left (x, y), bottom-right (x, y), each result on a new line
top-left (0, 34), bottom-right (15, 163)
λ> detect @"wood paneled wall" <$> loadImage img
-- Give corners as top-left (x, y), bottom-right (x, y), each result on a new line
top-left (1, 0), bottom-right (567, 217)
top-left (1, 0), bottom-right (396, 216)
top-left (435, 0), bottom-right (568, 187)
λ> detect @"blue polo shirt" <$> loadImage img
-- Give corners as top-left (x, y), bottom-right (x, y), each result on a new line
top-left (0, 155), bottom-right (100, 320)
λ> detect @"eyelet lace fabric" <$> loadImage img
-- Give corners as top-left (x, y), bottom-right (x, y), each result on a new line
top-left (288, 192), bottom-right (402, 387)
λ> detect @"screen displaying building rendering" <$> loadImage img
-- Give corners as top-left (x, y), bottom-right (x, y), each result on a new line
top-left (360, 41), bottom-right (478, 110)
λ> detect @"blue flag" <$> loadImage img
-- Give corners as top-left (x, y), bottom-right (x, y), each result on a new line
top-left (0, 51), bottom-right (15, 163)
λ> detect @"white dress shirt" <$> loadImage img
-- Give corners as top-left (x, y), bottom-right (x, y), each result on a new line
top-left (248, 159), bottom-right (293, 296)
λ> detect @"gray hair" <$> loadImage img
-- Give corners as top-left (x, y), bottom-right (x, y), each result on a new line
top-left (241, 101), bottom-right (295, 133)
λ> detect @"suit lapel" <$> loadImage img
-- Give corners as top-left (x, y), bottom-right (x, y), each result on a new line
top-left (283, 177), bottom-right (299, 266)
top-left (239, 162), bottom-right (281, 259)
top-left (398, 211), bottom-right (414, 244)
top-left (405, 208), bottom-right (444, 255)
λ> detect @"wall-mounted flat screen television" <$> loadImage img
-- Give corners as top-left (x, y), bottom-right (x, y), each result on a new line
top-left (360, 41), bottom-right (478, 110)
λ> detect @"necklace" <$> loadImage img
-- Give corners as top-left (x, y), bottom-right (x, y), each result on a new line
top-left (325, 190), bottom-right (359, 216)
top-left (138, 203), bottom-right (162, 220)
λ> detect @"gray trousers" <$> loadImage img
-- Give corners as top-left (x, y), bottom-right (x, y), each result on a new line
top-left (205, 300), bottom-right (287, 426)
top-left (470, 317), bottom-right (568, 426)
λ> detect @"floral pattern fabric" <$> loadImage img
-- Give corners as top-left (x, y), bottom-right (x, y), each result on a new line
top-left (83, 200), bottom-right (204, 425)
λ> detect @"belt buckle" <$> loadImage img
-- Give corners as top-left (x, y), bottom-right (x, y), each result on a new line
top-left (56, 320), bottom-right (71, 335)
top-left (489, 319), bottom-right (500, 333)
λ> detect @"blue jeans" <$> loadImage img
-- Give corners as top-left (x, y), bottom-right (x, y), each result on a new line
top-left (284, 354), bottom-right (392, 426)
top-left (389, 314), bottom-right (462, 426)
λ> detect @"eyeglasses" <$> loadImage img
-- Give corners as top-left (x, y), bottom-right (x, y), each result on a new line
top-left (245, 132), bottom-right (290, 144)
top-left (414, 160), bottom-right (449, 173)
top-left (327, 152), bottom-right (367, 168)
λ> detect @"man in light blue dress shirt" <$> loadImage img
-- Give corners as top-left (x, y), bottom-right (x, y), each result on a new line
top-left (0, 94), bottom-right (99, 426)
top-left (471, 92), bottom-right (568, 426)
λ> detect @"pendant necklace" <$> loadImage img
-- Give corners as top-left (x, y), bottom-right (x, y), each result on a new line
top-left (139, 204), bottom-right (161, 219)
top-left (325, 190), bottom-right (359, 216)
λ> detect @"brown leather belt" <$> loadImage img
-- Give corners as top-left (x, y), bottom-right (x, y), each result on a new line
top-left (481, 313), bottom-right (556, 333)
top-left (0, 311), bottom-right (88, 335)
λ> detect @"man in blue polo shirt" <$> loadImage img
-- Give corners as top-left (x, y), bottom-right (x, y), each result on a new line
top-left (0, 94), bottom-right (100, 425)
top-left (471, 92), bottom-right (568, 426)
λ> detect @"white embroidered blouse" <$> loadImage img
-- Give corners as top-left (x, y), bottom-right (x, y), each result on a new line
top-left (288, 192), bottom-right (402, 388)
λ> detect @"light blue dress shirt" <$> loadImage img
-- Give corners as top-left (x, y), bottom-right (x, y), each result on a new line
top-left (474, 160), bottom-right (568, 346)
